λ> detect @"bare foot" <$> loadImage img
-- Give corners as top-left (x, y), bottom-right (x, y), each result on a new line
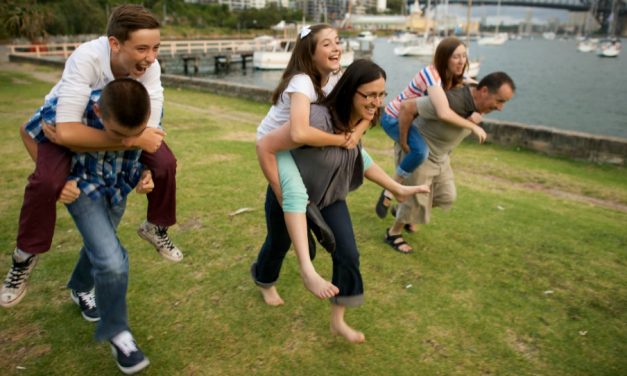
top-left (258, 286), bottom-right (284, 306)
top-left (330, 321), bottom-right (366, 344)
top-left (393, 184), bottom-right (430, 203)
top-left (301, 271), bottom-right (339, 299)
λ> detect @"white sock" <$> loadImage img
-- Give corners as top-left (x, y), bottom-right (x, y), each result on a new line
top-left (13, 248), bottom-right (34, 263)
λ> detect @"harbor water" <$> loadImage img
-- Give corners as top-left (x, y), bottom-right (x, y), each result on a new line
top-left (197, 38), bottom-right (627, 139)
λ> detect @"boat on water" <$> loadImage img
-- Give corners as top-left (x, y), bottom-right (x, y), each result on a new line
top-left (393, 36), bottom-right (441, 57)
top-left (477, 0), bottom-right (507, 46)
top-left (389, 32), bottom-right (420, 44)
top-left (253, 40), bottom-right (354, 70)
top-left (477, 32), bottom-right (508, 46)
top-left (577, 38), bottom-right (598, 52)
top-left (597, 38), bottom-right (621, 58)
top-left (467, 60), bottom-right (480, 78)
top-left (356, 31), bottom-right (376, 42)
top-left (542, 32), bottom-right (557, 40)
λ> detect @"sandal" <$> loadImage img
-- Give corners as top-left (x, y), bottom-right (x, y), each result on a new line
top-left (375, 190), bottom-right (394, 219)
top-left (384, 228), bottom-right (413, 254)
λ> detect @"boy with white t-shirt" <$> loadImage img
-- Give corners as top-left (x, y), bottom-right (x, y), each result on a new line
top-left (1, 4), bottom-right (182, 309)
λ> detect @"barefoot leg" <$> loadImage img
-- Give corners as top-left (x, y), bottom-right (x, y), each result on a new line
top-left (330, 303), bottom-right (365, 344)
top-left (258, 285), bottom-right (284, 306)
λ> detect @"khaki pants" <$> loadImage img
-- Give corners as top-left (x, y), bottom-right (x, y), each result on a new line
top-left (394, 144), bottom-right (456, 225)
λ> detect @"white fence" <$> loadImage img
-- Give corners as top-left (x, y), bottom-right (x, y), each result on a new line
top-left (9, 39), bottom-right (290, 59)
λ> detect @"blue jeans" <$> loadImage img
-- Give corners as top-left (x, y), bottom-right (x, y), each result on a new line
top-left (66, 193), bottom-right (130, 341)
top-left (252, 187), bottom-right (364, 307)
top-left (380, 112), bottom-right (429, 178)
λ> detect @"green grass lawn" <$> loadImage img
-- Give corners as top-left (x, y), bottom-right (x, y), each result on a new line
top-left (0, 64), bottom-right (626, 376)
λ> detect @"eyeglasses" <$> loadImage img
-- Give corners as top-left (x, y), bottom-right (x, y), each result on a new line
top-left (356, 90), bottom-right (387, 103)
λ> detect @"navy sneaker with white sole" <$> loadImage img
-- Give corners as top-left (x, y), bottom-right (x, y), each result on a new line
top-left (110, 331), bottom-right (150, 375)
top-left (70, 289), bottom-right (100, 322)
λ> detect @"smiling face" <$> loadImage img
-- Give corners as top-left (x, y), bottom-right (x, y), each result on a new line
top-left (350, 77), bottom-right (386, 125)
top-left (311, 28), bottom-right (342, 76)
top-left (475, 84), bottom-right (515, 114)
top-left (109, 28), bottom-right (160, 79)
top-left (447, 44), bottom-right (467, 77)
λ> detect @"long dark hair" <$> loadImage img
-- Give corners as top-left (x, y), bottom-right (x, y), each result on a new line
top-left (432, 37), bottom-right (467, 90)
top-left (271, 24), bottom-right (334, 105)
top-left (321, 59), bottom-right (386, 134)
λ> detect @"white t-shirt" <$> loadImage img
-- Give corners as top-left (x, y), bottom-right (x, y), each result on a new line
top-left (46, 36), bottom-right (164, 128)
top-left (256, 72), bottom-right (340, 139)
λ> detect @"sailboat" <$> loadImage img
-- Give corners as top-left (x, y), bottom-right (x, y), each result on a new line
top-left (577, 0), bottom-right (599, 52)
top-left (465, 0), bottom-right (480, 78)
top-left (394, 0), bottom-right (441, 56)
top-left (477, 0), bottom-right (507, 46)
top-left (596, 0), bottom-right (621, 57)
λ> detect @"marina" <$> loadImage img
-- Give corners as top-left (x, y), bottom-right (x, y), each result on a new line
top-left (192, 37), bottom-right (627, 140)
top-left (8, 35), bottom-right (627, 139)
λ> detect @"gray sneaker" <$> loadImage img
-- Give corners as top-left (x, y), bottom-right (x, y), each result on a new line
top-left (137, 222), bottom-right (183, 262)
top-left (0, 253), bottom-right (38, 308)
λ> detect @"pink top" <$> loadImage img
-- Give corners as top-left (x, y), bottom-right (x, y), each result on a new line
top-left (384, 64), bottom-right (441, 118)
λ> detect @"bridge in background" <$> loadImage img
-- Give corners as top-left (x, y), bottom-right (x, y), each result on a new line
top-left (442, 0), bottom-right (625, 33)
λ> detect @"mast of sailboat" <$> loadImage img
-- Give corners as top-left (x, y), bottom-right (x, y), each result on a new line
top-left (495, 0), bottom-right (501, 35)
top-left (465, 0), bottom-right (472, 45)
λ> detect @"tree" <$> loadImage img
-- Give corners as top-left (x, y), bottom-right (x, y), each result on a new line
top-left (1, 1), bottom-right (49, 41)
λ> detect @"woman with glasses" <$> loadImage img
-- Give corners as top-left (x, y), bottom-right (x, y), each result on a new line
top-left (253, 59), bottom-right (430, 343)
top-left (376, 37), bottom-right (486, 253)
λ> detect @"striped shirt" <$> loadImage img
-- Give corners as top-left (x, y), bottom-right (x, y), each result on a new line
top-left (27, 90), bottom-right (143, 205)
top-left (384, 64), bottom-right (442, 118)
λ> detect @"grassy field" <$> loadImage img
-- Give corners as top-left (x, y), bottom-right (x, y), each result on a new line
top-left (0, 64), bottom-right (625, 376)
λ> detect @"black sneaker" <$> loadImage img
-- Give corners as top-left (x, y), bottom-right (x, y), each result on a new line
top-left (110, 331), bottom-right (150, 375)
top-left (70, 289), bottom-right (100, 322)
top-left (306, 203), bottom-right (336, 253)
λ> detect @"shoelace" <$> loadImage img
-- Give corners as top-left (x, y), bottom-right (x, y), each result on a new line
top-left (155, 226), bottom-right (176, 251)
top-left (114, 333), bottom-right (139, 357)
top-left (77, 291), bottom-right (97, 310)
top-left (3, 259), bottom-right (33, 289)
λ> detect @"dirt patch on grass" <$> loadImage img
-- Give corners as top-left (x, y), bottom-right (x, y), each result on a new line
top-left (504, 328), bottom-right (539, 360)
top-left (0, 323), bottom-right (51, 370)
top-left (463, 172), bottom-right (627, 213)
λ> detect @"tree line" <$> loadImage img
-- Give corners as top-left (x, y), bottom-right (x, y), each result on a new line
top-left (0, 0), bottom-right (303, 41)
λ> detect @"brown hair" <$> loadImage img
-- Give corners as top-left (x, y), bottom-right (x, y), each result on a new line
top-left (477, 71), bottom-right (516, 93)
top-left (99, 78), bottom-right (150, 129)
top-left (322, 59), bottom-right (386, 133)
top-left (106, 4), bottom-right (160, 43)
top-left (432, 37), bottom-right (467, 90)
top-left (271, 24), bottom-right (335, 105)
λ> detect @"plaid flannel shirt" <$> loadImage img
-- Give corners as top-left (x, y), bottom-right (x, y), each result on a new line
top-left (25, 90), bottom-right (142, 205)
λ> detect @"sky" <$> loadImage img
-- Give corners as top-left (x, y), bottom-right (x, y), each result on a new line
top-left (434, 5), bottom-right (572, 25)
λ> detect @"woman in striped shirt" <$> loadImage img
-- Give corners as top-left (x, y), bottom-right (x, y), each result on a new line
top-left (375, 37), bottom-right (486, 240)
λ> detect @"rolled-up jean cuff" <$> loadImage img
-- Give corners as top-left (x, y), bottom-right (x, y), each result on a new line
top-left (330, 294), bottom-right (364, 308)
top-left (250, 262), bottom-right (276, 288)
top-left (396, 166), bottom-right (412, 179)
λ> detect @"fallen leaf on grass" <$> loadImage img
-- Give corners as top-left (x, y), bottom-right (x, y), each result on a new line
top-left (228, 207), bottom-right (256, 218)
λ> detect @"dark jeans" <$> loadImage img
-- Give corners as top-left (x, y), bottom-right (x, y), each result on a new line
top-left (253, 187), bottom-right (363, 306)
top-left (16, 141), bottom-right (177, 254)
